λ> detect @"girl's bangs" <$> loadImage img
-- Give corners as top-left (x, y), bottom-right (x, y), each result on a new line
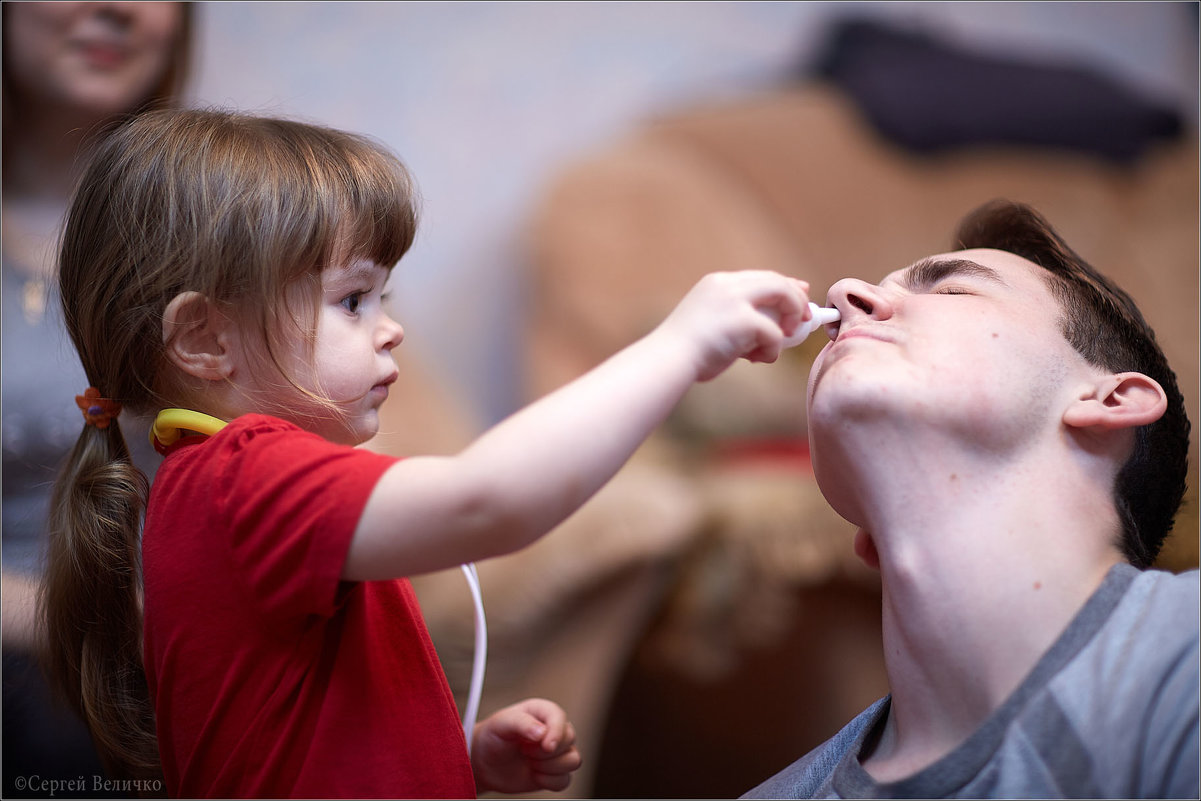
top-left (319, 134), bottom-right (419, 271)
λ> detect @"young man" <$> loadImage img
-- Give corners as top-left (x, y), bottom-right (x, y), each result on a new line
top-left (744, 200), bottom-right (1198, 798)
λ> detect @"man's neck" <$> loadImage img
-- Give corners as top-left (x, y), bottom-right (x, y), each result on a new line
top-left (845, 444), bottom-right (1123, 782)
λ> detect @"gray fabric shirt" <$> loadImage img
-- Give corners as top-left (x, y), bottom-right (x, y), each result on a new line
top-left (743, 563), bottom-right (1200, 798)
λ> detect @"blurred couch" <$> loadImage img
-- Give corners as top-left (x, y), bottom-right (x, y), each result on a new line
top-left (377, 20), bottom-right (1199, 798)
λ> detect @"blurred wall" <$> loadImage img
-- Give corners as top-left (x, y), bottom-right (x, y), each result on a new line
top-left (186, 1), bottom-right (1199, 424)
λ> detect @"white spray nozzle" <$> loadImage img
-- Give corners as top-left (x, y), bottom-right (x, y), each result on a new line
top-left (781, 302), bottom-right (840, 348)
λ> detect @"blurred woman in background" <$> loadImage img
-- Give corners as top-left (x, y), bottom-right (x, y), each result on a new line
top-left (2, 3), bottom-right (192, 794)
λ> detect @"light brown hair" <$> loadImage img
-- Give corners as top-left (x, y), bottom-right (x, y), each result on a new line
top-left (40, 108), bottom-right (419, 780)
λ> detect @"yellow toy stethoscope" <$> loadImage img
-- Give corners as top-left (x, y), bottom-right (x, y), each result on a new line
top-left (149, 408), bottom-right (489, 754)
top-left (150, 408), bottom-right (229, 451)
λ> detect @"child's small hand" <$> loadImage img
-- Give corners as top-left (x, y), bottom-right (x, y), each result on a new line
top-left (655, 270), bottom-right (811, 382)
top-left (471, 697), bottom-right (581, 794)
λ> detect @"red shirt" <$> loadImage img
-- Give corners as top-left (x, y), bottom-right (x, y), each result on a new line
top-left (142, 415), bottom-right (475, 798)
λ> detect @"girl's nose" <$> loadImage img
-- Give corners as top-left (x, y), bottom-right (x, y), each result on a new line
top-left (379, 315), bottom-right (404, 351)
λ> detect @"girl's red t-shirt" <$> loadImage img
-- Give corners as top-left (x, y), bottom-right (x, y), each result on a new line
top-left (142, 414), bottom-right (475, 799)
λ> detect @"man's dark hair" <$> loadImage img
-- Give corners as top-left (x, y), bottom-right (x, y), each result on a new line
top-left (954, 199), bottom-right (1190, 568)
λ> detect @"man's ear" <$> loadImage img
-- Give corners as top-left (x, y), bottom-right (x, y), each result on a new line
top-left (1063, 372), bottom-right (1167, 431)
top-left (162, 291), bottom-right (237, 381)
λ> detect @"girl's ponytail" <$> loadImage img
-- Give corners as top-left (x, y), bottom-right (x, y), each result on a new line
top-left (39, 405), bottom-right (160, 784)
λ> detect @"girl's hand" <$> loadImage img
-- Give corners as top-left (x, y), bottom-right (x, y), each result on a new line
top-left (471, 698), bottom-right (581, 794)
top-left (654, 270), bottom-right (811, 382)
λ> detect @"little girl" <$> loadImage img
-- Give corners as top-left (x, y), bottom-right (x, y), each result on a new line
top-left (41, 108), bottom-right (815, 798)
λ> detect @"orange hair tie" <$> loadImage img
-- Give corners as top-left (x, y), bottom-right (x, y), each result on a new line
top-left (76, 387), bottom-right (122, 429)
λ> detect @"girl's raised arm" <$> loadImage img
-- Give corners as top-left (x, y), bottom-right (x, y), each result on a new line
top-left (343, 270), bottom-right (810, 580)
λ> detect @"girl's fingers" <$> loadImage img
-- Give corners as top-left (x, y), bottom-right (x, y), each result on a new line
top-left (520, 721), bottom-right (576, 757)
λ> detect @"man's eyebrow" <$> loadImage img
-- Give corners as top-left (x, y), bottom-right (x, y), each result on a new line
top-left (898, 257), bottom-right (1008, 291)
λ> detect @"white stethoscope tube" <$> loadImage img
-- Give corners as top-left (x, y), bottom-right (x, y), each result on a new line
top-left (459, 562), bottom-right (487, 756)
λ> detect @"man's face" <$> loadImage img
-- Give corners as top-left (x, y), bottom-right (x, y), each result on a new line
top-left (807, 248), bottom-right (1094, 465)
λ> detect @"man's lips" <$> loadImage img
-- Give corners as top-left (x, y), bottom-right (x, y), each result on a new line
top-left (809, 323), bottom-right (896, 394)
top-left (831, 325), bottom-right (895, 345)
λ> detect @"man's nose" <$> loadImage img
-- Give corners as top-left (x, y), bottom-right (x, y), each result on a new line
top-left (826, 277), bottom-right (894, 322)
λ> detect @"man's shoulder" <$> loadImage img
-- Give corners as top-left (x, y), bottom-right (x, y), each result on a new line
top-left (1067, 563), bottom-right (1198, 688)
top-left (1059, 565), bottom-right (1200, 798)
top-left (741, 697), bottom-right (889, 799)
top-left (1124, 564), bottom-right (1200, 632)
top-left (1134, 563), bottom-right (1200, 589)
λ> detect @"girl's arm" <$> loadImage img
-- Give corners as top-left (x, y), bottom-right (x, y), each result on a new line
top-left (343, 271), bottom-right (811, 580)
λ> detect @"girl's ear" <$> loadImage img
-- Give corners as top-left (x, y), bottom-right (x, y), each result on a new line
top-left (1063, 372), bottom-right (1168, 431)
top-left (162, 291), bottom-right (237, 381)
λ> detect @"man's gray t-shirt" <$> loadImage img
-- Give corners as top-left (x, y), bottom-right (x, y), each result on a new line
top-left (743, 563), bottom-right (1199, 798)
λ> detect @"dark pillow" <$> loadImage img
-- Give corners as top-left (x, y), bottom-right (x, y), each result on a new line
top-left (810, 17), bottom-right (1184, 163)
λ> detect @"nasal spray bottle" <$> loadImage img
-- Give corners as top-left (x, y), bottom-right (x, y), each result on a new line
top-left (782, 302), bottom-right (841, 348)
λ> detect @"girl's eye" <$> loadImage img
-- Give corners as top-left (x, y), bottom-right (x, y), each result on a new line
top-left (341, 292), bottom-right (364, 314)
